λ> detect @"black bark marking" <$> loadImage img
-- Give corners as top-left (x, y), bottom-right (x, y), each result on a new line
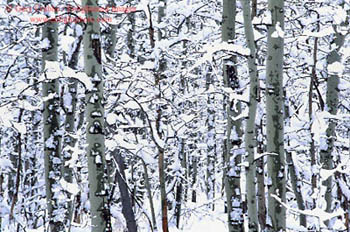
top-left (92, 39), bottom-right (101, 64)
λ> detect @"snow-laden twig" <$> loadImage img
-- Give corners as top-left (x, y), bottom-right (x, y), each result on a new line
top-left (319, 155), bottom-right (350, 181)
top-left (270, 194), bottom-right (345, 229)
top-left (254, 152), bottom-right (279, 162)
top-left (184, 41), bottom-right (250, 75)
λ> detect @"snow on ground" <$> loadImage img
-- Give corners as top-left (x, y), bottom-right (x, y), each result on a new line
top-left (171, 215), bottom-right (227, 232)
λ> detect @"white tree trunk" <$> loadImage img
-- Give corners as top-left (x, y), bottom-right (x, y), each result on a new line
top-left (240, 0), bottom-right (259, 230)
top-left (222, 0), bottom-right (244, 231)
top-left (320, 9), bottom-right (346, 227)
top-left (265, 0), bottom-right (286, 230)
top-left (83, 0), bottom-right (111, 231)
top-left (42, 14), bottom-right (65, 231)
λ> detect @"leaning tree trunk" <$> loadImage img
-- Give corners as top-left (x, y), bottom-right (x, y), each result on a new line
top-left (42, 12), bottom-right (65, 232)
top-left (112, 149), bottom-right (137, 232)
top-left (83, 0), bottom-right (112, 231)
top-left (222, 0), bottom-right (244, 231)
top-left (240, 0), bottom-right (259, 230)
top-left (106, 4), bottom-right (138, 230)
top-left (284, 95), bottom-right (306, 227)
top-left (265, 0), bottom-right (286, 230)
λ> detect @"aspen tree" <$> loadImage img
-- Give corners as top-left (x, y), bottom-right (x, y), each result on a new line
top-left (83, 0), bottom-right (111, 231)
top-left (265, 0), bottom-right (286, 230)
top-left (320, 3), bottom-right (347, 227)
top-left (240, 0), bottom-right (259, 230)
top-left (42, 9), bottom-right (64, 232)
top-left (222, 0), bottom-right (244, 231)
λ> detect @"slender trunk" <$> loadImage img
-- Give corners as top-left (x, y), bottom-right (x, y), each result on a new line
top-left (146, 2), bottom-right (169, 230)
top-left (8, 150), bottom-right (16, 205)
top-left (174, 139), bottom-right (186, 228)
top-left (159, 149), bottom-right (168, 232)
top-left (251, 0), bottom-right (257, 19)
top-left (83, 0), bottom-right (111, 230)
top-left (250, 1), bottom-right (266, 229)
top-left (62, 25), bottom-right (83, 231)
top-left (28, 33), bottom-right (42, 228)
top-left (9, 109), bottom-right (24, 220)
top-left (256, 121), bottom-right (266, 230)
top-left (284, 95), bottom-right (306, 227)
top-left (105, 0), bottom-right (117, 188)
top-left (6, 2), bottom-right (16, 223)
top-left (107, 2), bottom-right (138, 230)
top-left (206, 66), bottom-right (216, 211)
top-left (265, 0), bottom-right (285, 230)
top-left (191, 155), bottom-right (198, 203)
top-left (308, 22), bottom-right (321, 230)
top-left (72, 97), bottom-right (86, 224)
top-left (240, 0), bottom-right (259, 230)
top-left (126, 1), bottom-right (135, 59)
top-left (178, 20), bottom-right (190, 216)
top-left (42, 11), bottom-right (65, 231)
top-left (141, 159), bottom-right (157, 231)
top-left (125, 0), bottom-right (139, 213)
top-left (157, 1), bottom-right (168, 231)
top-left (310, 33), bottom-right (319, 212)
top-left (106, 1), bottom-right (117, 62)
top-left (112, 149), bottom-right (137, 232)
top-left (174, 28), bottom-right (190, 221)
top-left (222, 0), bottom-right (244, 231)
top-left (320, 12), bottom-right (346, 227)
top-left (0, 170), bottom-right (2, 230)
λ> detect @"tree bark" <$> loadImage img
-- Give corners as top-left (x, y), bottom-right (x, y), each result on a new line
top-left (206, 65), bottom-right (216, 211)
top-left (256, 122), bottom-right (266, 230)
top-left (62, 24), bottom-right (83, 231)
top-left (42, 12), bottom-right (65, 231)
top-left (310, 31), bottom-right (319, 213)
top-left (240, 0), bottom-right (259, 230)
top-left (265, 0), bottom-right (286, 230)
top-left (9, 109), bottom-right (23, 220)
top-left (141, 159), bottom-right (157, 231)
top-left (284, 96), bottom-right (306, 227)
top-left (222, 0), bottom-right (244, 231)
top-left (83, 0), bottom-right (112, 230)
top-left (157, 1), bottom-right (169, 231)
top-left (112, 149), bottom-right (137, 232)
top-left (320, 12), bottom-right (346, 228)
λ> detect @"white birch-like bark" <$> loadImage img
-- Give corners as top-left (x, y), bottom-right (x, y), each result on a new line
top-left (63, 24), bottom-right (83, 230)
top-left (42, 12), bottom-right (64, 232)
top-left (83, 0), bottom-right (111, 231)
top-left (206, 65), bottom-right (216, 210)
top-left (222, 0), bottom-right (244, 231)
top-left (240, 0), bottom-right (259, 230)
top-left (265, 0), bottom-right (286, 230)
top-left (320, 6), bottom-right (347, 227)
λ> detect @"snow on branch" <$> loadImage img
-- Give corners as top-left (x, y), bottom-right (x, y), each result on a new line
top-left (271, 194), bottom-right (345, 230)
top-left (40, 61), bottom-right (93, 90)
top-left (254, 152), bottom-right (279, 162)
top-left (185, 41), bottom-right (250, 74)
top-left (319, 156), bottom-right (350, 182)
